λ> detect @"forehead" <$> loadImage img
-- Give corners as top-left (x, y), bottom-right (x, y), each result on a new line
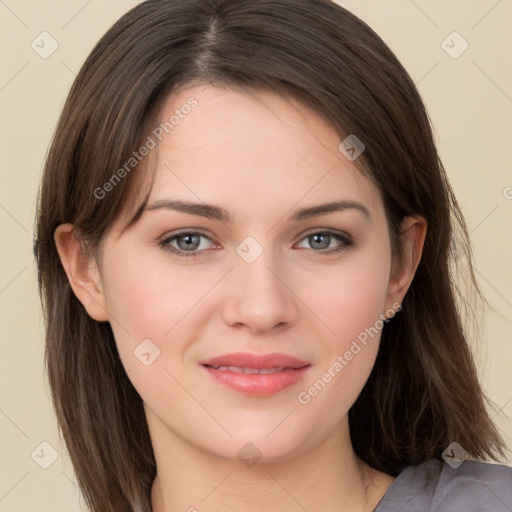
top-left (115, 83), bottom-right (384, 233)
top-left (157, 83), bottom-right (343, 165)
top-left (158, 84), bottom-right (377, 191)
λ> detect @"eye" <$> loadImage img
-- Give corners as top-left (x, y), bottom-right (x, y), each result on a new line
top-left (159, 229), bottom-right (354, 258)
top-left (295, 230), bottom-right (353, 255)
top-left (159, 231), bottom-right (215, 258)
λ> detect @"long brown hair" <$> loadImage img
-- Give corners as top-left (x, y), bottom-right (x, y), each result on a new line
top-left (33, 0), bottom-right (508, 510)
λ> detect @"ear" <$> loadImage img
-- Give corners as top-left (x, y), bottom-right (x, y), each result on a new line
top-left (54, 223), bottom-right (109, 322)
top-left (385, 215), bottom-right (427, 312)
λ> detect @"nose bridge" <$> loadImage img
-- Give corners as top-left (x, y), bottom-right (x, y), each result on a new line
top-left (235, 234), bottom-right (285, 301)
top-left (223, 235), bottom-right (296, 332)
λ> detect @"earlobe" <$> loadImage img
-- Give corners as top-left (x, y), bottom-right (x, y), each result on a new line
top-left (386, 215), bottom-right (428, 308)
top-left (53, 223), bottom-right (110, 322)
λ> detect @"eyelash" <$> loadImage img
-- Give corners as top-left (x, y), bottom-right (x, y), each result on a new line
top-left (158, 230), bottom-right (354, 258)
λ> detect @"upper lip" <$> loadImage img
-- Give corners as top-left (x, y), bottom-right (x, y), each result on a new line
top-left (200, 352), bottom-right (310, 369)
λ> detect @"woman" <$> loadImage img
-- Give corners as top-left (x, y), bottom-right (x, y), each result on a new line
top-left (33, 0), bottom-right (512, 511)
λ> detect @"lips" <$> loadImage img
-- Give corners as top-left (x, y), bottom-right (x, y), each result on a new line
top-left (199, 352), bottom-right (311, 396)
top-left (207, 365), bottom-right (286, 374)
top-left (200, 352), bottom-right (310, 369)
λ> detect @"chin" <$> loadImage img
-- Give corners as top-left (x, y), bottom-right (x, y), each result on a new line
top-left (220, 425), bottom-right (317, 464)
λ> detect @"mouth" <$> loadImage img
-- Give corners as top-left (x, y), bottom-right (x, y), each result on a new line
top-left (205, 365), bottom-right (293, 374)
top-left (199, 352), bottom-right (312, 396)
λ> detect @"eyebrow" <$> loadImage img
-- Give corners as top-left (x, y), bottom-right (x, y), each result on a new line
top-left (145, 199), bottom-right (371, 223)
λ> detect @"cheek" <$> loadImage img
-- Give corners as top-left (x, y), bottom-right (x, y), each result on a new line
top-left (99, 245), bottom-right (197, 379)
top-left (101, 244), bottom-right (211, 335)
top-left (310, 241), bottom-right (392, 348)
top-left (297, 242), bottom-right (392, 408)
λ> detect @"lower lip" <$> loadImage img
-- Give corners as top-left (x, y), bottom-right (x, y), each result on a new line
top-left (201, 365), bottom-right (311, 396)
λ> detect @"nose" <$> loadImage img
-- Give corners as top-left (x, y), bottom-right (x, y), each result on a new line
top-left (221, 246), bottom-right (299, 334)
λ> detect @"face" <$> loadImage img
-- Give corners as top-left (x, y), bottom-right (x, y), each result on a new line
top-left (64, 83), bottom-right (419, 463)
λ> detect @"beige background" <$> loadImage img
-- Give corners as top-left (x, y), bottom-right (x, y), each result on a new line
top-left (0, 0), bottom-right (511, 510)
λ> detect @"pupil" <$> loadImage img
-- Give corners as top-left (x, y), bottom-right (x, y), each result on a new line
top-left (180, 234), bottom-right (199, 250)
top-left (312, 233), bottom-right (329, 249)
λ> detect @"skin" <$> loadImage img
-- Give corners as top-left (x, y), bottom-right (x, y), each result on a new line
top-left (55, 83), bottom-right (427, 512)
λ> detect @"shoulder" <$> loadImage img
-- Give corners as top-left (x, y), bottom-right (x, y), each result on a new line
top-left (436, 459), bottom-right (512, 511)
top-left (439, 458), bottom-right (512, 484)
top-left (375, 458), bottom-right (512, 512)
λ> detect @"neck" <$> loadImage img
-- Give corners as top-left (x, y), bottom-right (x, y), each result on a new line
top-left (148, 411), bottom-right (395, 512)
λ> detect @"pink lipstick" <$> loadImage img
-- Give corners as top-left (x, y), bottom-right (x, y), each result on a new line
top-left (199, 352), bottom-right (311, 396)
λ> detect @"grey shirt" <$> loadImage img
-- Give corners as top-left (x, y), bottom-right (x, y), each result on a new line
top-left (374, 458), bottom-right (512, 511)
